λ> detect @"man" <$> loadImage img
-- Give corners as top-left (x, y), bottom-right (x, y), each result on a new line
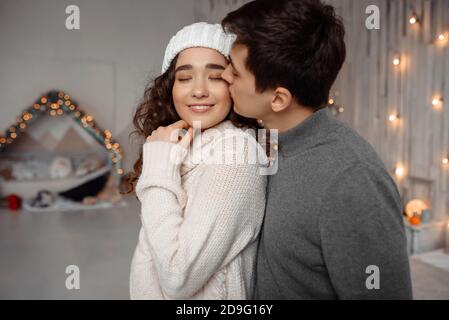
top-left (221, 0), bottom-right (413, 299)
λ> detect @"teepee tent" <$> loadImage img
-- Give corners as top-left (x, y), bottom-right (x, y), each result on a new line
top-left (0, 90), bottom-right (124, 199)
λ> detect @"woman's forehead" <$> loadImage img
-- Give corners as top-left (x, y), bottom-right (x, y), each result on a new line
top-left (176, 47), bottom-right (228, 67)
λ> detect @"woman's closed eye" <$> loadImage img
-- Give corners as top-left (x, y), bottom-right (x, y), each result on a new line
top-left (208, 72), bottom-right (227, 81)
top-left (176, 74), bottom-right (225, 82)
top-left (209, 75), bottom-right (225, 81)
top-left (177, 77), bottom-right (192, 82)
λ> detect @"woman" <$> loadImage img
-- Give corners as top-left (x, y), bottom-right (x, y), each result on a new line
top-left (127, 22), bottom-right (267, 299)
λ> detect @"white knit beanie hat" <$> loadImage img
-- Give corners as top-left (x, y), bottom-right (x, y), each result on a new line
top-left (161, 22), bottom-right (236, 73)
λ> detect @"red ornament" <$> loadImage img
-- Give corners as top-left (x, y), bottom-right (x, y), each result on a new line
top-left (409, 215), bottom-right (421, 226)
top-left (7, 194), bottom-right (21, 211)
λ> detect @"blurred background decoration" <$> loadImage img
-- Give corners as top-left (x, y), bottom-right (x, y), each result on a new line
top-left (0, 90), bottom-right (124, 211)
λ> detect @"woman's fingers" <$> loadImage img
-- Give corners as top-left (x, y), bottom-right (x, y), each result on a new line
top-left (145, 121), bottom-right (192, 144)
top-left (178, 127), bottom-right (193, 148)
top-left (170, 120), bottom-right (189, 129)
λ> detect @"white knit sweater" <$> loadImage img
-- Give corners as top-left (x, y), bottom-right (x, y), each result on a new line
top-left (129, 120), bottom-right (267, 299)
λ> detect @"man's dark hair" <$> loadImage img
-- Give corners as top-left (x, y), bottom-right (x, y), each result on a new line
top-left (222, 0), bottom-right (346, 111)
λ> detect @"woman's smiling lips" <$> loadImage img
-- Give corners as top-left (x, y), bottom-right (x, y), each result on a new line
top-left (187, 104), bottom-right (215, 113)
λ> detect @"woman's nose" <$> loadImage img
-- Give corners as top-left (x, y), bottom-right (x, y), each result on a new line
top-left (192, 82), bottom-right (209, 98)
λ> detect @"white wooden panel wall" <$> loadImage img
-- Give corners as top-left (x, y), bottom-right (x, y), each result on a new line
top-left (195, 0), bottom-right (449, 223)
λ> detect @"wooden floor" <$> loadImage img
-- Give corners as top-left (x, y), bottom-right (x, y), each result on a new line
top-left (410, 253), bottom-right (449, 299)
top-left (0, 195), bottom-right (141, 299)
top-left (0, 195), bottom-right (448, 299)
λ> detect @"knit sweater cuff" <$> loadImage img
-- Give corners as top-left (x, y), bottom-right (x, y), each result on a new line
top-left (135, 141), bottom-right (188, 205)
top-left (140, 141), bottom-right (188, 182)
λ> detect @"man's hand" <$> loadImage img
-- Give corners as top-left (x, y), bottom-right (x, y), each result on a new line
top-left (146, 120), bottom-right (193, 149)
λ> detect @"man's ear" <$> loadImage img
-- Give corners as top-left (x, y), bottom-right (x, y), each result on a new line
top-left (271, 87), bottom-right (293, 113)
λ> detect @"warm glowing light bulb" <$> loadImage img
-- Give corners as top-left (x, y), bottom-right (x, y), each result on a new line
top-left (409, 16), bottom-right (418, 25)
top-left (432, 96), bottom-right (444, 107)
top-left (393, 57), bottom-right (401, 66)
top-left (328, 98), bottom-right (335, 105)
top-left (389, 114), bottom-right (399, 122)
top-left (443, 158), bottom-right (449, 165)
top-left (395, 165), bottom-right (405, 177)
top-left (438, 34), bottom-right (446, 41)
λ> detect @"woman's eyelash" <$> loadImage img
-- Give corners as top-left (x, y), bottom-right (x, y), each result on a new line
top-left (177, 76), bottom-right (224, 81)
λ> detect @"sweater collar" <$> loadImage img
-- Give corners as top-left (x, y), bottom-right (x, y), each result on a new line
top-left (277, 107), bottom-right (336, 157)
top-left (181, 120), bottom-right (235, 176)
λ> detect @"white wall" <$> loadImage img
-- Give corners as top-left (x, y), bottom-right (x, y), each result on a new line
top-left (0, 0), bottom-right (196, 171)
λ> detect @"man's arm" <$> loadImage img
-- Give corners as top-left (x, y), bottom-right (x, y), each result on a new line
top-left (319, 162), bottom-right (413, 299)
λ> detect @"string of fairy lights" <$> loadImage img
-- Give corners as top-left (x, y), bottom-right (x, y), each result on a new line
top-left (328, 9), bottom-right (449, 179)
top-left (0, 90), bottom-right (124, 185)
top-left (392, 10), bottom-right (448, 178)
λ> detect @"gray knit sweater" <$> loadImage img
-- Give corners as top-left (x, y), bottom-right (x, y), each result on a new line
top-left (253, 108), bottom-right (413, 300)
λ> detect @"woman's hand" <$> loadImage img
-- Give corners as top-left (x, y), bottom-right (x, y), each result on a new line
top-left (146, 120), bottom-right (193, 149)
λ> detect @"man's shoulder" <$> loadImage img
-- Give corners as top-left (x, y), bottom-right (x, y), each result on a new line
top-left (321, 160), bottom-right (402, 213)
top-left (320, 119), bottom-right (386, 171)
top-left (280, 119), bottom-right (398, 201)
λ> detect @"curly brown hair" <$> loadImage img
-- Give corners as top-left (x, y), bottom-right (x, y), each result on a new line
top-left (122, 54), bottom-right (261, 194)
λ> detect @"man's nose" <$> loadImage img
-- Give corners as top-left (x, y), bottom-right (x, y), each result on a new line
top-left (222, 65), bottom-right (233, 84)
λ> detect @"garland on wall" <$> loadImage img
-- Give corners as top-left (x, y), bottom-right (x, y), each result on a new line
top-left (0, 90), bottom-right (124, 185)
top-left (389, 9), bottom-right (448, 175)
top-left (326, 2), bottom-right (449, 179)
